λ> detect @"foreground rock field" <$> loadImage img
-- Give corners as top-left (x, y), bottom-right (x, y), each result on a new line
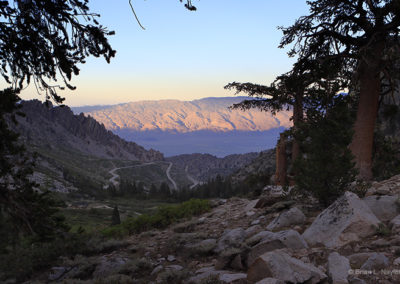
top-left (29, 175), bottom-right (400, 283)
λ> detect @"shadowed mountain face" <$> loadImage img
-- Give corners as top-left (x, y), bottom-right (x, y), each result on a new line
top-left (73, 97), bottom-right (291, 156)
top-left (13, 100), bottom-right (164, 162)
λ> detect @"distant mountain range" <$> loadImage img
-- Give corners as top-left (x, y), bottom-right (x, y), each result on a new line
top-left (73, 97), bottom-right (291, 132)
top-left (73, 97), bottom-right (291, 156)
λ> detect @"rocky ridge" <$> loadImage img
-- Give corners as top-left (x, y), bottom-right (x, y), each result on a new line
top-left (30, 174), bottom-right (400, 283)
top-left (12, 100), bottom-right (164, 162)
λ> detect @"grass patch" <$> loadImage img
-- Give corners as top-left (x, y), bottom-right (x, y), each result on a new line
top-left (102, 199), bottom-right (210, 238)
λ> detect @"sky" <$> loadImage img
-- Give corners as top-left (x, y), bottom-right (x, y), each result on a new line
top-left (17, 0), bottom-right (310, 106)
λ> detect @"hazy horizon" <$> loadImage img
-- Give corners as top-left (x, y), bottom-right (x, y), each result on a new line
top-left (12, 1), bottom-right (309, 106)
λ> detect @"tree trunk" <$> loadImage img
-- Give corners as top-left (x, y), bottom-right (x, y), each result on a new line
top-left (349, 65), bottom-right (381, 181)
top-left (275, 133), bottom-right (287, 186)
top-left (292, 91), bottom-right (304, 163)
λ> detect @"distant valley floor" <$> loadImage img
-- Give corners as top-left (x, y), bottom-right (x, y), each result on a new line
top-left (114, 128), bottom-right (284, 157)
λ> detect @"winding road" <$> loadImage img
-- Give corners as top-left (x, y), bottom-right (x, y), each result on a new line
top-left (185, 166), bottom-right (200, 189)
top-left (166, 162), bottom-right (178, 191)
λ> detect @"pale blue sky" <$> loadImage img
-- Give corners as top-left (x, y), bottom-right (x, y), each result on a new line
top-left (18, 0), bottom-right (309, 106)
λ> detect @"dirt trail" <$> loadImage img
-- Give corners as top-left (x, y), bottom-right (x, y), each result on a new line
top-left (107, 162), bottom-right (155, 187)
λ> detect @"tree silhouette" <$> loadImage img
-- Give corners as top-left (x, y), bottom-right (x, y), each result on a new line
top-left (279, 0), bottom-right (400, 180)
top-left (111, 205), bottom-right (121, 226)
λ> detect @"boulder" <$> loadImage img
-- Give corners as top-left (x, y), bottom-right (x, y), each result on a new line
top-left (188, 268), bottom-right (246, 284)
top-left (219, 273), bottom-right (247, 283)
top-left (215, 228), bottom-right (245, 253)
top-left (247, 250), bottom-right (326, 283)
top-left (246, 231), bottom-right (277, 247)
top-left (390, 215), bottom-right (400, 234)
top-left (347, 253), bottom-right (374, 269)
top-left (360, 253), bottom-right (389, 270)
top-left (92, 256), bottom-right (127, 278)
top-left (255, 278), bottom-right (284, 284)
top-left (363, 195), bottom-right (399, 222)
top-left (394, 257), bottom-right (400, 266)
top-left (245, 225), bottom-right (262, 238)
top-left (302, 192), bottom-right (380, 248)
top-left (185, 239), bottom-right (217, 255)
top-left (245, 199), bottom-right (260, 211)
top-left (267, 207), bottom-right (306, 231)
top-left (328, 252), bottom-right (350, 284)
top-left (247, 230), bottom-right (308, 266)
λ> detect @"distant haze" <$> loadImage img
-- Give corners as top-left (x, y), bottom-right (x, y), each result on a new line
top-left (73, 97), bottom-right (291, 156)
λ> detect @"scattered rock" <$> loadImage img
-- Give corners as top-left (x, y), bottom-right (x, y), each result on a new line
top-left (328, 252), bottom-right (350, 284)
top-left (165, 264), bottom-right (183, 271)
top-left (92, 256), bottom-right (127, 278)
top-left (360, 252), bottom-right (389, 270)
top-left (197, 217), bottom-right (206, 224)
top-left (247, 250), bottom-right (326, 283)
top-left (266, 207), bottom-right (306, 231)
top-left (348, 277), bottom-right (367, 284)
top-left (370, 238), bottom-right (390, 248)
top-left (151, 265), bottom-right (163, 275)
top-left (215, 228), bottom-right (245, 253)
top-left (245, 225), bottom-right (262, 238)
top-left (255, 278), bottom-right (285, 284)
top-left (302, 192), bottom-right (380, 248)
top-left (167, 255), bottom-right (176, 262)
top-left (347, 253), bottom-right (374, 269)
top-left (230, 254), bottom-right (244, 271)
top-left (246, 211), bottom-right (256, 217)
top-left (363, 195), bottom-right (399, 222)
top-left (48, 267), bottom-right (68, 281)
top-left (390, 215), bottom-right (400, 234)
top-left (185, 239), bottom-right (217, 256)
top-left (245, 199), bottom-right (260, 211)
top-left (265, 200), bottom-right (296, 213)
top-left (247, 230), bottom-right (308, 266)
top-left (219, 272), bottom-right (247, 283)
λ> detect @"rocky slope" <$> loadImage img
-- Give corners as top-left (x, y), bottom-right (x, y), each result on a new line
top-left (167, 152), bottom-right (259, 182)
top-left (73, 97), bottom-right (291, 132)
top-left (12, 100), bottom-right (163, 162)
top-left (230, 149), bottom-right (276, 184)
top-left (30, 175), bottom-right (400, 284)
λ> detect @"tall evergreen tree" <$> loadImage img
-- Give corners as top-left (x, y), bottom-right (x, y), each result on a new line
top-left (279, 0), bottom-right (400, 180)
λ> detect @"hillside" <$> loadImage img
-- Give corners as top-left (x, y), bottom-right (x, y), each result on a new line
top-left (14, 100), bottom-right (163, 162)
top-left (167, 152), bottom-right (259, 182)
top-left (8, 100), bottom-right (170, 194)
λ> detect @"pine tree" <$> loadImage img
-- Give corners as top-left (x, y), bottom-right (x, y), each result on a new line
top-left (294, 94), bottom-right (357, 206)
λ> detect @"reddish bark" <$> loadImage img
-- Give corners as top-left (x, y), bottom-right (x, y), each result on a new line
top-left (349, 62), bottom-right (381, 180)
top-left (292, 91), bottom-right (304, 163)
top-left (275, 133), bottom-right (287, 186)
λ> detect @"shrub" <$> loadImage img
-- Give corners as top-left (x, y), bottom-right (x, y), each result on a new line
top-left (102, 199), bottom-right (210, 238)
top-left (0, 232), bottom-right (92, 282)
top-left (375, 223), bottom-right (391, 237)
